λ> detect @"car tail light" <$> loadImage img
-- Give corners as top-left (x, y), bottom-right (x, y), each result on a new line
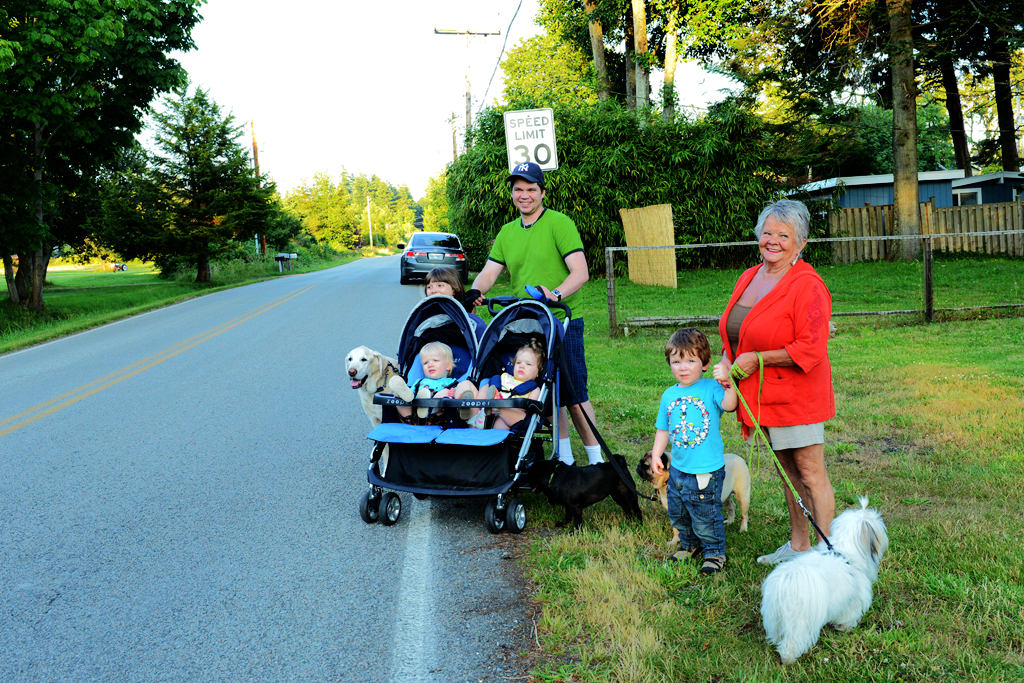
top-left (405, 251), bottom-right (426, 259)
top-left (453, 253), bottom-right (466, 260)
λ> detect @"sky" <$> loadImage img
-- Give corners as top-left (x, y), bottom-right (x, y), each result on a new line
top-left (176, 0), bottom-right (736, 200)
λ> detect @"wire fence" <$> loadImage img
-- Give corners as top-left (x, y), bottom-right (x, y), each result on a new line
top-left (604, 230), bottom-right (1024, 335)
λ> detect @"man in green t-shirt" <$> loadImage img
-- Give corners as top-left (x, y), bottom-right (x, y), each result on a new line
top-left (469, 162), bottom-right (602, 466)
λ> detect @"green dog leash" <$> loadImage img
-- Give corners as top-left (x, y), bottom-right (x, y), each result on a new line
top-left (729, 352), bottom-right (835, 553)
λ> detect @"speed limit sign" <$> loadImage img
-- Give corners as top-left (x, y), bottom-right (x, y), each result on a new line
top-left (503, 108), bottom-right (559, 171)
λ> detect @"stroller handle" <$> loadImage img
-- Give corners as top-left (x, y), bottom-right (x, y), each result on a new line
top-left (484, 296), bottom-right (572, 319)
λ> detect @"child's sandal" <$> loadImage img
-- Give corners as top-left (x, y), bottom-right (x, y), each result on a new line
top-left (458, 390), bottom-right (476, 420)
top-left (700, 555), bottom-right (726, 574)
top-left (415, 386), bottom-right (432, 420)
top-left (670, 548), bottom-right (700, 562)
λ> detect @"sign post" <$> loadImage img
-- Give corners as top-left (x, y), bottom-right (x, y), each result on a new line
top-left (503, 108), bottom-right (558, 171)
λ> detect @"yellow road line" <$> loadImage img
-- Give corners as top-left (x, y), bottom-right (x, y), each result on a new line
top-left (0, 285), bottom-right (315, 439)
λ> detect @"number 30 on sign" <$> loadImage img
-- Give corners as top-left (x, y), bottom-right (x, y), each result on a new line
top-left (503, 108), bottom-right (559, 172)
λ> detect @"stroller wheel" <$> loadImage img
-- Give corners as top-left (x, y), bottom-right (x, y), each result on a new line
top-left (359, 490), bottom-right (380, 524)
top-left (379, 492), bottom-right (402, 526)
top-left (504, 498), bottom-right (527, 533)
top-left (484, 499), bottom-right (505, 534)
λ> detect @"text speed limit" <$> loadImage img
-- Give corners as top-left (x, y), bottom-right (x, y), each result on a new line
top-left (503, 108), bottom-right (559, 171)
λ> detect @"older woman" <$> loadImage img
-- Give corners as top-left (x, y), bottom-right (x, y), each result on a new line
top-left (713, 199), bottom-right (835, 565)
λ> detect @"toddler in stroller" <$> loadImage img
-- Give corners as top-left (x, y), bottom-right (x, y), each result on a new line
top-left (470, 338), bottom-right (544, 430)
top-left (392, 340), bottom-right (477, 422)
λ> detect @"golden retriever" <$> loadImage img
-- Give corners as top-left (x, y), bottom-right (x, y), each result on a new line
top-left (345, 345), bottom-right (412, 427)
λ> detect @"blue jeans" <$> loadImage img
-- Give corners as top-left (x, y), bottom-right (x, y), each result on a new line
top-left (667, 466), bottom-right (726, 557)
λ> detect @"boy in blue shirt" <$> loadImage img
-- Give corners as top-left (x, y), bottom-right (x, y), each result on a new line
top-left (650, 329), bottom-right (738, 574)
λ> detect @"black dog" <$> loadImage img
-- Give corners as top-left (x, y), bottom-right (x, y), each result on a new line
top-left (528, 454), bottom-right (643, 529)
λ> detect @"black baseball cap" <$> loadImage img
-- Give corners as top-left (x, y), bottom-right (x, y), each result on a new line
top-left (507, 161), bottom-right (545, 189)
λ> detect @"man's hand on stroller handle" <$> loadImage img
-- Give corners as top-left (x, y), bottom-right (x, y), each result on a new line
top-left (525, 285), bottom-right (560, 302)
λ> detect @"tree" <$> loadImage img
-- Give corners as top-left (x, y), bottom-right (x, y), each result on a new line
top-left (350, 175), bottom-right (417, 248)
top-left (793, 102), bottom-right (953, 178)
top-left (915, 0), bottom-right (1024, 175)
top-left (584, 0), bottom-right (611, 101)
top-left (0, 0), bottom-right (202, 310)
top-left (283, 172), bottom-right (359, 249)
top-left (888, 0), bottom-right (921, 260)
top-left (283, 172), bottom-right (417, 250)
top-left (660, 1), bottom-right (680, 121)
top-left (631, 0), bottom-right (651, 107)
top-left (537, 0), bottom-right (632, 106)
top-left (421, 172), bottom-right (450, 233)
top-left (501, 34), bottom-right (599, 108)
top-left (687, 0), bottom-right (923, 259)
top-left (990, 39), bottom-right (1021, 171)
top-left (915, 0), bottom-right (978, 176)
top-left (99, 86), bottom-right (278, 282)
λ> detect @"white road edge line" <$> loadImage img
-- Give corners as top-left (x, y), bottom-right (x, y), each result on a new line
top-left (390, 501), bottom-right (434, 680)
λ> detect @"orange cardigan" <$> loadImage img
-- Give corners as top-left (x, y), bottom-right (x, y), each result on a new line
top-left (718, 261), bottom-right (835, 432)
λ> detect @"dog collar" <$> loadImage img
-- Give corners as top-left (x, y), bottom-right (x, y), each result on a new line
top-left (372, 360), bottom-right (401, 395)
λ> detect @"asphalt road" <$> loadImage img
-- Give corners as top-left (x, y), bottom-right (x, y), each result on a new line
top-left (0, 257), bottom-right (535, 681)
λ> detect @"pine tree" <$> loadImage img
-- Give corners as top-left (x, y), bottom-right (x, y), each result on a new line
top-left (148, 86), bottom-right (266, 281)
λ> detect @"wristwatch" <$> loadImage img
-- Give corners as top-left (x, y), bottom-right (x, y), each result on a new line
top-left (551, 288), bottom-right (563, 301)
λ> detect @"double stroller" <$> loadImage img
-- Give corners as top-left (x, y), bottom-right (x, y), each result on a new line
top-left (358, 294), bottom-right (567, 533)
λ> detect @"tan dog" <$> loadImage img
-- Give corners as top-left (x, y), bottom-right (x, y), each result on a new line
top-left (345, 345), bottom-right (413, 427)
top-left (636, 451), bottom-right (751, 547)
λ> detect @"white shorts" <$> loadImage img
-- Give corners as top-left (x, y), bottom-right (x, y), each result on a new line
top-left (763, 423), bottom-right (825, 450)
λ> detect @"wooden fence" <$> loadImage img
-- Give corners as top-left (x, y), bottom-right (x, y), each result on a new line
top-left (829, 199), bottom-right (1024, 262)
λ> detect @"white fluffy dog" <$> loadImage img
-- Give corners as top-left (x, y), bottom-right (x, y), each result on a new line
top-left (760, 497), bottom-right (889, 665)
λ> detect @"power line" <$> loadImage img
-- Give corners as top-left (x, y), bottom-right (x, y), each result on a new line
top-left (435, 28), bottom-right (500, 137)
top-left (477, 0), bottom-right (523, 117)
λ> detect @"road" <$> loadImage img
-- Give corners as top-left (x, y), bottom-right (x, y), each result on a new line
top-left (0, 257), bottom-right (535, 681)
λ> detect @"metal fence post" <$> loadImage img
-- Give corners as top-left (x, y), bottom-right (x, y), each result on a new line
top-left (923, 236), bottom-right (934, 322)
top-left (606, 247), bottom-right (618, 335)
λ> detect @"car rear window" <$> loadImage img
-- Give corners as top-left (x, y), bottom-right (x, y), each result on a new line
top-left (411, 234), bottom-right (461, 249)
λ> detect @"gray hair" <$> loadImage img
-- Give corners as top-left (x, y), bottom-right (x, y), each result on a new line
top-left (754, 199), bottom-right (810, 243)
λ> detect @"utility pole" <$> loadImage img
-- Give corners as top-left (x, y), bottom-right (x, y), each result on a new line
top-left (366, 195), bottom-right (374, 248)
top-left (251, 120), bottom-right (265, 254)
top-left (451, 112), bottom-right (457, 162)
top-left (251, 120), bottom-right (260, 177)
top-left (434, 28), bottom-right (500, 151)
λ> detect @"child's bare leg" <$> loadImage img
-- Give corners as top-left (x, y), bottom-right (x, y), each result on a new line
top-left (455, 380), bottom-right (478, 420)
top-left (495, 407), bottom-right (525, 429)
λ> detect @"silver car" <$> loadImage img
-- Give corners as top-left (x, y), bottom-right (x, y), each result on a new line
top-left (398, 232), bottom-right (468, 284)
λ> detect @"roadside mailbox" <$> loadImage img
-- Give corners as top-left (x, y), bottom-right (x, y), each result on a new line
top-left (275, 253), bottom-right (298, 272)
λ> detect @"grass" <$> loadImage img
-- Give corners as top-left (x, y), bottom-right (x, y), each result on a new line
top-left (0, 253), bottom-right (362, 354)
top-left (487, 259), bottom-right (1024, 682)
